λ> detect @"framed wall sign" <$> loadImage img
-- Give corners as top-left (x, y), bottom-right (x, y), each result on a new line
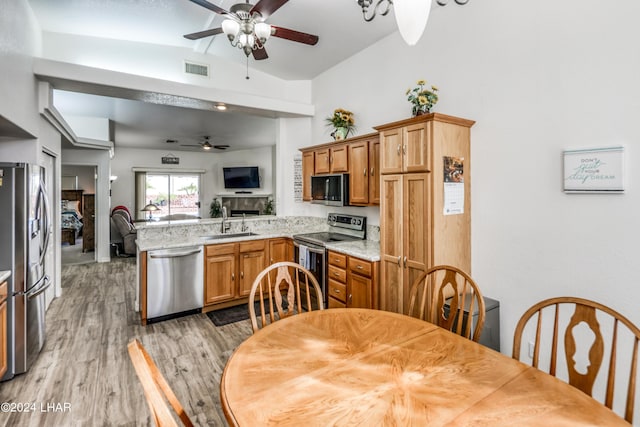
top-left (162, 154), bottom-right (180, 165)
top-left (563, 146), bottom-right (624, 193)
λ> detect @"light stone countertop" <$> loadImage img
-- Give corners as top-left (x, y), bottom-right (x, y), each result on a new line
top-left (0, 270), bottom-right (10, 283)
top-left (135, 216), bottom-right (380, 261)
top-left (325, 240), bottom-right (381, 262)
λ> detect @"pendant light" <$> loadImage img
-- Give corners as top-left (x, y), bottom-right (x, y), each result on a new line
top-left (394, 0), bottom-right (432, 46)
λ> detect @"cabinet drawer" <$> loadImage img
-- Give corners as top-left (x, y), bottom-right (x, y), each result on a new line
top-left (206, 243), bottom-right (236, 257)
top-left (328, 279), bottom-right (346, 303)
top-left (239, 239), bottom-right (266, 252)
top-left (328, 265), bottom-right (347, 283)
top-left (328, 296), bottom-right (346, 309)
top-left (328, 252), bottom-right (347, 268)
top-left (0, 281), bottom-right (6, 303)
top-left (349, 257), bottom-right (372, 277)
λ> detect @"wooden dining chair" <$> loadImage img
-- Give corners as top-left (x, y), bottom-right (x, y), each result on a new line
top-left (407, 265), bottom-right (485, 342)
top-left (512, 297), bottom-right (640, 424)
top-left (248, 261), bottom-right (324, 333)
top-left (127, 339), bottom-right (194, 427)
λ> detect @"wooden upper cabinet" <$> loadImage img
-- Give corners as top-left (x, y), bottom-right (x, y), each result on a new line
top-left (379, 122), bottom-right (429, 174)
top-left (302, 151), bottom-right (314, 201)
top-left (369, 138), bottom-right (380, 204)
top-left (316, 145), bottom-right (348, 174)
top-left (349, 140), bottom-right (369, 205)
top-left (348, 134), bottom-right (380, 206)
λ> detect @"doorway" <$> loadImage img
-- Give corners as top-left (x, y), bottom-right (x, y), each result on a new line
top-left (61, 165), bottom-right (96, 265)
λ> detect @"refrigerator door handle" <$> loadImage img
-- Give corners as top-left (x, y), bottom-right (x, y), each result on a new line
top-left (37, 178), bottom-right (51, 266)
top-left (25, 276), bottom-right (51, 300)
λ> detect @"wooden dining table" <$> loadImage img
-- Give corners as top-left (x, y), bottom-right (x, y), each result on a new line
top-left (220, 308), bottom-right (629, 426)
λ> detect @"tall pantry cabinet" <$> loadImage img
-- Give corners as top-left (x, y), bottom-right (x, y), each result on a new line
top-left (375, 113), bottom-right (475, 315)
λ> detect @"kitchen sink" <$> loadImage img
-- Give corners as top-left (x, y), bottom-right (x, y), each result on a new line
top-left (202, 232), bottom-right (258, 241)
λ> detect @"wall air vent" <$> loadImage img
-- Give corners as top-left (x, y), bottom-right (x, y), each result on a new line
top-left (184, 61), bottom-right (209, 77)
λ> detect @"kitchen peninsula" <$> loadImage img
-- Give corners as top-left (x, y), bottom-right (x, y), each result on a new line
top-left (135, 215), bottom-right (380, 325)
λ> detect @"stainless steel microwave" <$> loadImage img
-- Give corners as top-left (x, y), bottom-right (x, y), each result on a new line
top-left (311, 174), bottom-right (349, 206)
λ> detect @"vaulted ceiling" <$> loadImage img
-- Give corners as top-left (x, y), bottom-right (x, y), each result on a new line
top-left (28, 0), bottom-right (399, 152)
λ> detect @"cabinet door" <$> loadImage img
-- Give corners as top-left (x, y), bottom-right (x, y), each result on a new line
top-left (82, 194), bottom-right (95, 252)
top-left (402, 173), bottom-right (430, 313)
top-left (348, 274), bottom-right (372, 309)
top-left (302, 151), bottom-right (315, 201)
top-left (403, 122), bottom-right (429, 172)
top-left (315, 148), bottom-right (330, 174)
top-left (380, 128), bottom-right (403, 174)
top-left (369, 138), bottom-right (380, 204)
top-left (380, 175), bottom-right (404, 312)
top-left (205, 254), bottom-right (236, 305)
top-left (348, 141), bottom-right (369, 205)
top-left (330, 145), bottom-right (348, 172)
top-left (239, 249), bottom-right (267, 297)
top-left (268, 238), bottom-right (290, 264)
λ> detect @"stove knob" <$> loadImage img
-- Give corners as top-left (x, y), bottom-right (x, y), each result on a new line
top-left (351, 218), bottom-right (356, 225)
top-left (357, 219), bottom-right (362, 226)
top-left (329, 215), bottom-right (336, 222)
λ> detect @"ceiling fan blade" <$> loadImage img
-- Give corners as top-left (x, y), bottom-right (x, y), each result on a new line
top-left (271, 26), bottom-right (319, 45)
top-left (250, 0), bottom-right (289, 20)
top-left (184, 27), bottom-right (223, 40)
top-left (188, 0), bottom-right (230, 15)
top-left (252, 42), bottom-right (269, 60)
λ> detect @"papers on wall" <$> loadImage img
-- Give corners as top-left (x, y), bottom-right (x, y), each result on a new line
top-left (443, 156), bottom-right (464, 216)
top-left (294, 153), bottom-right (303, 203)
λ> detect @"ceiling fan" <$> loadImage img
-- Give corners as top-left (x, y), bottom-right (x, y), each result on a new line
top-left (184, 0), bottom-right (319, 61)
top-left (180, 136), bottom-right (230, 150)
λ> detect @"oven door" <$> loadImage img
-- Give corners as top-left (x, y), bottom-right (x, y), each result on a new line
top-left (293, 241), bottom-right (326, 310)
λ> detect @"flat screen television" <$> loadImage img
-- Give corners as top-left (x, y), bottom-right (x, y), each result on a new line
top-left (223, 166), bottom-right (260, 189)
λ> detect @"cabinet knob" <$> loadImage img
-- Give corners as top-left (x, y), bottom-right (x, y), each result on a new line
top-left (231, 273), bottom-right (235, 281)
top-left (363, 168), bottom-right (367, 176)
top-left (397, 256), bottom-right (401, 266)
top-left (370, 167), bottom-right (374, 176)
top-left (402, 144), bottom-right (407, 155)
top-left (334, 288), bottom-right (340, 294)
top-left (334, 272), bottom-right (340, 276)
top-left (397, 144), bottom-right (401, 155)
top-left (349, 294), bottom-right (352, 302)
top-left (356, 265), bottom-right (363, 270)
top-left (241, 271), bottom-right (244, 279)
top-left (403, 256), bottom-right (407, 268)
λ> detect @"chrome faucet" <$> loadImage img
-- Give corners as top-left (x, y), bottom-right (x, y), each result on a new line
top-left (221, 206), bottom-right (230, 233)
top-left (241, 213), bottom-right (248, 232)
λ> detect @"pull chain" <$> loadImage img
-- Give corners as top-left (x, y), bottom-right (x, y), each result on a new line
top-left (246, 56), bottom-right (250, 80)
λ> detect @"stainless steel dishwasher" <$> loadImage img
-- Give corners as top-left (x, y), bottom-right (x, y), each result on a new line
top-left (146, 246), bottom-right (204, 322)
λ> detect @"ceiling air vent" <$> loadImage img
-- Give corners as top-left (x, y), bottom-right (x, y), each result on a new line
top-left (184, 61), bottom-right (209, 77)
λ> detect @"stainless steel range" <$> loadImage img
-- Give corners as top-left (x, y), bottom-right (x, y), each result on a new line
top-left (293, 213), bottom-right (366, 308)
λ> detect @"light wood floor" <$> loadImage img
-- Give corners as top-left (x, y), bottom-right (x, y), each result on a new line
top-left (0, 258), bottom-right (252, 426)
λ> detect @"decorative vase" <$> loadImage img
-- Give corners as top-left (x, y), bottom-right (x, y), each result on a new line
top-left (413, 106), bottom-right (430, 117)
top-left (333, 127), bottom-right (348, 140)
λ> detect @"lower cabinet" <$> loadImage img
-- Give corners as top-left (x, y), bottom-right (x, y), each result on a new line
top-left (0, 280), bottom-right (7, 378)
top-left (204, 239), bottom-right (274, 306)
top-left (327, 251), bottom-right (378, 309)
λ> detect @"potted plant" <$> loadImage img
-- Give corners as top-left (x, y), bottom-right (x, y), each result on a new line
top-left (264, 198), bottom-right (275, 216)
top-left (406, 80), bottom-right (439, 116)
top-left (325, 108), bottom-right (356, 140)
top-left (209, 199), bottom-right (222, 218)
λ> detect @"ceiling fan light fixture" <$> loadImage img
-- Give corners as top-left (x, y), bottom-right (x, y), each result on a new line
top-left (215, 103), bottom-right (227, 111)
top-left (222, 18), bottom-right (240, 41)
top-left (255, 22), bottom-right (271, 43)
top-left (394, 0), bottom-right (431, 46)
top-left (202, 142), bottom-right (212, 150)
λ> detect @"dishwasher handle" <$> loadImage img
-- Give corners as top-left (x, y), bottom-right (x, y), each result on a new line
top-left (149, 248), bottom-right (202, 259)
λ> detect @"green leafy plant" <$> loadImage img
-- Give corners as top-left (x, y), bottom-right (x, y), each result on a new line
top-left (210, 199), bottom-right (222, 218)
top-left (264, 199), bottom-right (274, 215)
top-left (406, 79), bottom-right (439, 116)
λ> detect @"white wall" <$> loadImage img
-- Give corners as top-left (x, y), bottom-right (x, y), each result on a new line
top-left (61, 165), bottom-right (96, 193)
top-left (0, 0), bottom-right (42, 136)
top-left (311, 0), bottom-right (640, 360)
top-left (110, 146), bottom-right (274, 219)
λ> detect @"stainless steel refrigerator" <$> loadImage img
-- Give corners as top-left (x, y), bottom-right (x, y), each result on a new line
top-left (0, 163), bottom-right (52, 381)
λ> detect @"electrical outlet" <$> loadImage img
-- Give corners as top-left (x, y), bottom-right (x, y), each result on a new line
top-left (528, 341), bottom-right (535, 358)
